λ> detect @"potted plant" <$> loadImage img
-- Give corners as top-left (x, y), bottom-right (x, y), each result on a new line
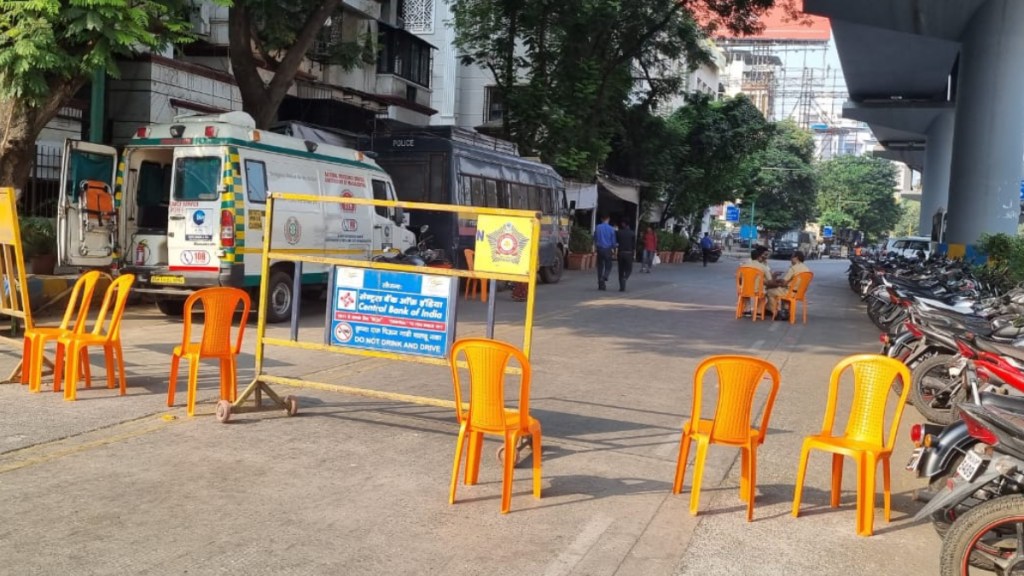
top-left (19, 217), bottom-right (58, 275)
top-left (656, 230), bottom-right (673, 264)
top-left (568, 226), bottom-right (593, 270)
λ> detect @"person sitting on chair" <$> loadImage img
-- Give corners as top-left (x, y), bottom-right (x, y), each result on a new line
top-left (766, 250), bottom-right (810, 320)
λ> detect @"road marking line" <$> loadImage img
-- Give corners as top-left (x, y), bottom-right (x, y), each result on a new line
top-left (751, 340), bottom-right (765, 350)
top-left (0, 417), bottom-right (176, 475)
top-left (543, 514), bottom-right (615, 576)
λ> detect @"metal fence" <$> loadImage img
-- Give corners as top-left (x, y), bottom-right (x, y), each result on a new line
top-left (21, 145), bottom-right (62, 218)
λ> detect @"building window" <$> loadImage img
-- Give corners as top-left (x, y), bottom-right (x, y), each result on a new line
top-left (403, 0), bottom-right (434, 34)
top-left (485, 87), bottom-right (504, 123)
top-left (378, 24), bottom-right (433, 88)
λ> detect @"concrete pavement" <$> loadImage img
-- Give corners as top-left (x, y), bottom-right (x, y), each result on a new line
top-left (0, 257), bottom-right (939, 575)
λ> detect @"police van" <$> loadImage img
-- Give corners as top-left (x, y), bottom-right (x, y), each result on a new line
top-left (57, 112), bottom-right (415, 322)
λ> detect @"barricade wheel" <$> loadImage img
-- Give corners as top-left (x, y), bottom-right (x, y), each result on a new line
top-left (286, 395), bottom-right (299, 417)
top-left (496, 436), bottom-right (531, 467)
top-left (215, 400), bottom-right (232, 423)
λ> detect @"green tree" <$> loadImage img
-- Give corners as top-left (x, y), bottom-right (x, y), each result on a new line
top-left (0, 0), bottom-right (193, 189)
top-left (740, 120), bottom-right (817, 234)
top-left (603, 104), bottom-right (686, 219)
top-left (450, 0), bottom-right (793, 179)
top-left (894, 199), bottom-right (920, 237)
top-left (663, 93), bottom-right (773, 229)
top-left (816, 155), bottom-right (902, 242)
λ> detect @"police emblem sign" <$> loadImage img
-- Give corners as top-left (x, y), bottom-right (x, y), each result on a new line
top-left (473, 215), bottom-right (534, 276)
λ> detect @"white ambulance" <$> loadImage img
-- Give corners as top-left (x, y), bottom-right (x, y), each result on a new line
top-left (57, 112), bottom-right (416, 322)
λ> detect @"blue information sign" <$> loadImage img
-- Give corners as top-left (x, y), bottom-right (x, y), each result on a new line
top-left (822, 226), bottom-right (833, 238)
top-left (725, 206), bottom-right (740, 222)
top-left (739, 225), bottom-right (758, 240)
top-left (328, 267), bottom-right (457, 359)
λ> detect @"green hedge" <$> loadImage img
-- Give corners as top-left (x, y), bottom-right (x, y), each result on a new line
top-left (976, 233), bottom-right (1024, 291)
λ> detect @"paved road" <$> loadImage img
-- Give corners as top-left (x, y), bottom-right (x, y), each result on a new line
top-left (0, 257), bottom-right (939, 575)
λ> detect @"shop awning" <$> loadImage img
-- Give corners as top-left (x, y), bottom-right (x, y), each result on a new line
top-left (565, 181), bottom-right (598, 210)
top-left (597, 175), bottom-right (640, 205)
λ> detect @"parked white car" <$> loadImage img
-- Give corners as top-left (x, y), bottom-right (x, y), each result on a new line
top-left (884, 236), bottom-right (932, 259)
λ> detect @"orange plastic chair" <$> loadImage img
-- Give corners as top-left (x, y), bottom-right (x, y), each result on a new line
top-left (672, 356), bottom-right (781, 521)
top-left (774, 271), bottom-right (814, 324)
top-left (736, 267), bottom-right (766, 321)
top-left (463, 249), bottom-right (488, 302)
top-left (54, 274), bottom-right (135, 401)
top-left (167, 288), bottom-right (251, 417)
top-left (791, 354), bottom-right (911, 536)
top-left (21, 271), bottom-right (104, 392)
top-left (448, 338), bottom-right (541, 514)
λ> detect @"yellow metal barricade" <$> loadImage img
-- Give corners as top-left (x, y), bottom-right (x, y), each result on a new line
top-left (216, 192), bottom-right (541, 422)
top-left (0, 187), bottom-right (40, 383)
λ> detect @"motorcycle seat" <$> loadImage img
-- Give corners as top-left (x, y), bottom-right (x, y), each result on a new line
top-left (981, 338), bottom-right (1024, 363)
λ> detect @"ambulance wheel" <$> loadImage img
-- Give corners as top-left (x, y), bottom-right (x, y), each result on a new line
top-left (285, 395), bottom-right (299, 417)
top-left (156, 300), bottom-right (185, 318)
top-left (265, 269), bottom-right (294, 324)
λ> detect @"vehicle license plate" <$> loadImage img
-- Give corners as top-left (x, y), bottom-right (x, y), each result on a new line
top-left (905, 447), bottom-right (924, 472)
top-left (151, 275), bottom-right (185, 285)
top-left (957, 450), bottom-right (984, 482)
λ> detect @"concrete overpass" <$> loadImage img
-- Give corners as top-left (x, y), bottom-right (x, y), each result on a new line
top-left (804, 0), bottom-right (1024, 258)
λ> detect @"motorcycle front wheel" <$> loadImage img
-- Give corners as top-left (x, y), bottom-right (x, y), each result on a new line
top-left (940, 494), bottom-right (1024, 575)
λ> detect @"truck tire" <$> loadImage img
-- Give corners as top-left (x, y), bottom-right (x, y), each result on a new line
top-left (156, 300), bottom-right (185, 318)
top-left (539, 253), bottom-right (564, 284)
top-left (265, 269), bottom-right (294, 324)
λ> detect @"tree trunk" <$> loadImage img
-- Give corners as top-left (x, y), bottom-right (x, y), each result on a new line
top-left (228, 0), bottom-right (342, 129)
top-left (0, 78), bottom-right (85, 191)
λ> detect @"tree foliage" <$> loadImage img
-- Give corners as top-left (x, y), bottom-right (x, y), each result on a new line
top-left (816, 155), bottom-right (902, 242)
top-left (449, 0), bottom-right (794, 179)
top-left (664, 93), bottom-right (773, 229)
top-left (0, 0), bottom-right (194, 188)
top-left (894, 199), bottom-right (920, 237)
top-left (739, 120), bottom-right (817, 233)
top-left (604, 94), bottom-right (775, 231)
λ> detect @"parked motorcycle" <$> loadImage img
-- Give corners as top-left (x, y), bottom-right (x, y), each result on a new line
top-left (372, 225), bottom-right (449, 268)
top-left (915, 401), bottom-right (1024, 574)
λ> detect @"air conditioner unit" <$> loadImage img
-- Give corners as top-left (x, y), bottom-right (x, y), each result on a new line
top-left (190, 1), bottom-right (211, 38)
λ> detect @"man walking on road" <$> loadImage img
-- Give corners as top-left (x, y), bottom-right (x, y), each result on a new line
top-left (616, 221), bottom-right (636, 292)
top-left (700, 232), bottom-right (714, 267)
top-left (641, 225), bottom-right (658, 273)
top-left (594, 214), bottom-right (617, 291)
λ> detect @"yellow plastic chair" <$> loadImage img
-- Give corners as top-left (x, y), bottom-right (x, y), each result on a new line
top-left (54, 274), bottom-right (135, 401)
top-left (167, 288), bottom-right (251, 417)
top-left (774, 271), bottom-right (814, 324)
top-left (791, 354), bottom-right (911, 537)
top-left (736, 267), bottom-right (766, 321)
top-left (463, 249), bottom-right (488, 302)
top-left (449, 338), bottom-right (541, 514)
top-left (672, 356), bottom-right (781, 522)
top-left (21, 271), bottom-right (104, 392)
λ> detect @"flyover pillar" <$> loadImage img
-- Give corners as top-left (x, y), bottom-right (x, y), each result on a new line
top-left (920, 111), bottom-right (954, 238)
top-left (945, 0), bottom-right (1024, 256)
